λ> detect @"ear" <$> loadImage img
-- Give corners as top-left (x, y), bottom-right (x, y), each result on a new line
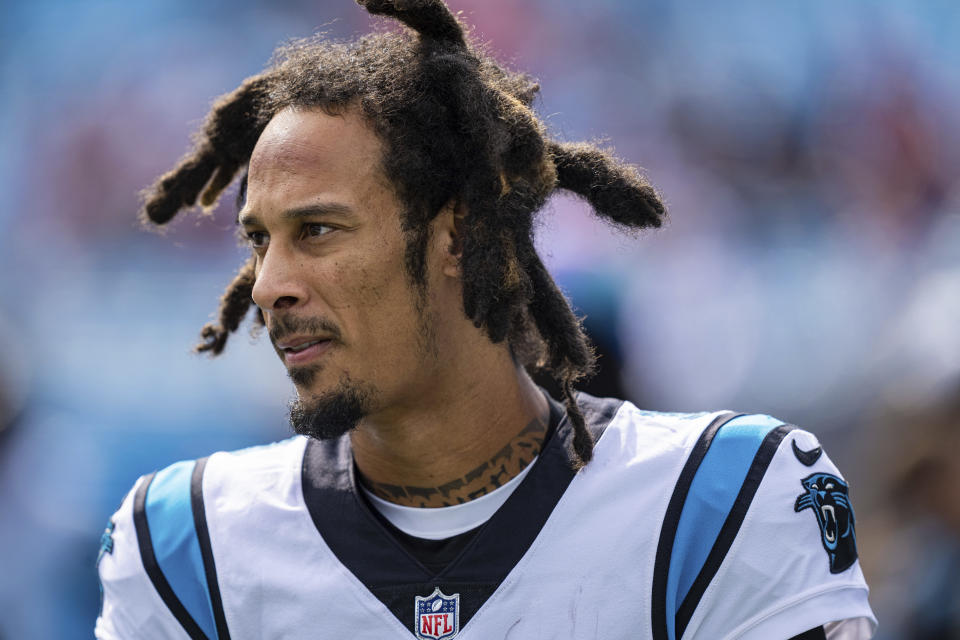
top-left (431, 199), bottom-right (467, 278)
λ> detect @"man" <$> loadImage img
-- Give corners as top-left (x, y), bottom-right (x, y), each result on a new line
top-left (96, 1), bottom-right (876, 638)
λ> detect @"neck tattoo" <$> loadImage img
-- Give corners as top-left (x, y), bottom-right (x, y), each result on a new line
top-left (361, 412), bottom-right (549, 508)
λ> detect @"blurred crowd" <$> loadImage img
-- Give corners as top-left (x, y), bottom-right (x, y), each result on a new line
top-left (1, 0), bottom-right (958, 637)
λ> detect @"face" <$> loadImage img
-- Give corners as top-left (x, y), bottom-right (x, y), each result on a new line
top-left (241, 106), bottom-right (458, 437)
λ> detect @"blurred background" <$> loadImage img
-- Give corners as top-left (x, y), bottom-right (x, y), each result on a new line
top-left (1, 0), bottom-right (958, 637)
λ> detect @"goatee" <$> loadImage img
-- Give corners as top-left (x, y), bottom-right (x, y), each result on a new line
top-left (288, 381), bottom-right (374, 440)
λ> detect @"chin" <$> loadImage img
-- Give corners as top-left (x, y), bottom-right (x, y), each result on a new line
top-left (288, 376), bottom-right (377, 441)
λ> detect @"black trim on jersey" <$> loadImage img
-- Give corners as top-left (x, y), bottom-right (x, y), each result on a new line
top-left (133, 472), bottom-right (210, 640)
top-left (790, 627), bottom-right (827, 640)
top-left (361, 496), bottom-right (484, 575)
top-left (302, 391), bottom-right (624, 633)
top-left (650, 412), bottom-right (742, 640)
top-left (191, 457), bottom-right (231, 640)
top-left (674, 423), bottom-right (796, 638)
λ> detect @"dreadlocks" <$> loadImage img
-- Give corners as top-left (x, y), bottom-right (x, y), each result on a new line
top-left (139, 0), bottom-right (665, 466)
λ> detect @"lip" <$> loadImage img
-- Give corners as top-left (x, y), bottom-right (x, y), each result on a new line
top-left (275, 334), bottom-right (334, 349)
top-left (276, 336), bottom-right (335, 366)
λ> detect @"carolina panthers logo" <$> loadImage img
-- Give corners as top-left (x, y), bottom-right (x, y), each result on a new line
top-left (794, 473), bottom-right (858, 573)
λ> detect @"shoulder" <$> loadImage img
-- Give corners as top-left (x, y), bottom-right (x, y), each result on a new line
top-left (95, 436), bottom-right (307, 640)
top-left (200, 435), bottom-right (308, 497)
top-left (130, 435), bottom-right (307, 554)
top-left (95, 475), bottom-right (191, 639)
top-left (583, 393), bottom-right (733, 465)
top-left (641, 410), bottom-right (877, 640)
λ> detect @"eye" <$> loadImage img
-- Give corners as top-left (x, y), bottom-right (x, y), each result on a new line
top-left (302, 223), bottom-right (335, 239)
top-left (245, 230), bottom-right (269, 249)
top-left (825, 482), bottom-right (834, 490)
top-left (811, 484), bottom-right (819, 490)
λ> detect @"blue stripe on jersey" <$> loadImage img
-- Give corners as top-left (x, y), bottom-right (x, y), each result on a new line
top-left (665, 414), bottom-right (783, 640)
top-left (145, 460), bottom-right (218, 640)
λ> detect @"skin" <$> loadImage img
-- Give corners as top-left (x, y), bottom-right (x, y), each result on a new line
top-left (241, 106), bottom-right (548, 507)
top-left (362, 412), bottom-right (548, 507)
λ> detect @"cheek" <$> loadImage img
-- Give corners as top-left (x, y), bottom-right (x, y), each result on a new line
top-left (325, 256), bottom-right (403, 309)
top-left (324, 250), bottom-right (420, 339)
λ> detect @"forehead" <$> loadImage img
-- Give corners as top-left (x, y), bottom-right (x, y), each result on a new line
top-left (245, 106), bottom-right (388, 210)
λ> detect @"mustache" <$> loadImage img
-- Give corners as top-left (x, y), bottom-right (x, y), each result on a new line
top-left (268, 314), bottom-right (343, 345)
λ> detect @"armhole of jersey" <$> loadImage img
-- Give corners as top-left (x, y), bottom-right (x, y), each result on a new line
top-left (651, 413), bottom-right (796, 640)
top-left (132, 457), bottom-right (230, 640)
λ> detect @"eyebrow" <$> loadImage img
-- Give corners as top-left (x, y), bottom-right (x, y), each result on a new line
top-left (237, 202), bottom-right (355, 226)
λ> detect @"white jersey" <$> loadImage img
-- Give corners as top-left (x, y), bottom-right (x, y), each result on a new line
top-left (96, 395), bottom-right (876, 639)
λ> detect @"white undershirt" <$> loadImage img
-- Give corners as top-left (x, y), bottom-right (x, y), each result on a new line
top-left (362, 456), bottom-right (538, 540)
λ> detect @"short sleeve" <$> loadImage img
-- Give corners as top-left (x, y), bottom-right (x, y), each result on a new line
top-left (95, 476), bottom-right (191, 640)
top-left (683, 424), bottom-right (877, 639)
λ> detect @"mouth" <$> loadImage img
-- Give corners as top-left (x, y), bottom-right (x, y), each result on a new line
top-left (821, 505), bottom-right (837, 543)
top-left (276, 336), bottom-right (334, 366)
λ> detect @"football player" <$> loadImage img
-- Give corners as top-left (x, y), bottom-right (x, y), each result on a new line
top-left (96, 1), bottom-right (876, 638)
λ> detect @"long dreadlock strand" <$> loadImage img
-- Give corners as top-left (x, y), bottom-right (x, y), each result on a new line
top-left (357, 0), bottom-right (466, 48)
top-left (524, 255), bottom-right (593, 375)
top-left (548, 140), bottom-right (665, 230)
top-left (563, 379), bottom-right (594, 467)
top-left (200, 161), bottom-right (241, 207)
top-left (141, 76), bottom-right (269, 226)
top-left (141, 152), bottom-right (218, 225)
top-left (196, 259), bottom-right (257, 355)
top-left (453, 80), bottom-right (555, 341)
top-left (520, 249), bottom-right (597, 465)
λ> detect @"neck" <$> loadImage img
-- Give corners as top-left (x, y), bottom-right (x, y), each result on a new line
top-left (350, 353), bottom-right (549, 508)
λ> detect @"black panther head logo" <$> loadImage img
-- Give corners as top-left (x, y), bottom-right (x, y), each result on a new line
top-left (794, 472), bottom-right (858, 573)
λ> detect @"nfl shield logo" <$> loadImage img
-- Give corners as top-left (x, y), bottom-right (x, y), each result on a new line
top-left (414, 587), bottom-right (460, 640)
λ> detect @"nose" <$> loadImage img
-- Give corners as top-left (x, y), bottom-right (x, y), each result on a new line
top-left (251, 247), bottom-right (309, 312)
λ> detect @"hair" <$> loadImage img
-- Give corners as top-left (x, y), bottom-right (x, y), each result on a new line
top-left (140, 0), bottom-right (665, 467)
